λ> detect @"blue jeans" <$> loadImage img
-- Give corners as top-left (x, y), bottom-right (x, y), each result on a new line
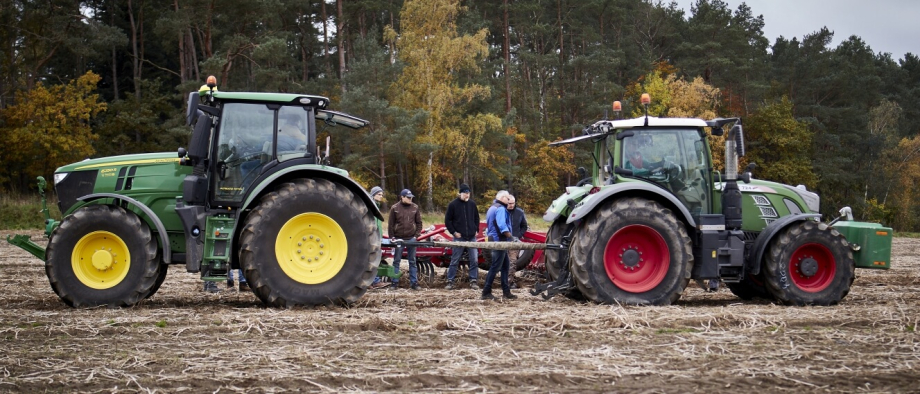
top-left (483, 249), bottom-right (510, 294)
top-left (392, 238), bottom-right (418, 286)
top-left (227, 269), bottom-right (246, 284)
top-left (446, 236), bottom-right (479, 282)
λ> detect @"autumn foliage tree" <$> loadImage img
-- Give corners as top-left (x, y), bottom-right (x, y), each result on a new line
top-left (743, 97), bottom-right (817, 187)
top-left (386, 0), bottom-right (501, 210)
top-left (0, 72), bottom-right (106, 191)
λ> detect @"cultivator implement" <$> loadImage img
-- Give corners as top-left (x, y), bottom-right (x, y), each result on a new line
top-left (385, 237), bottom-right (570, 296)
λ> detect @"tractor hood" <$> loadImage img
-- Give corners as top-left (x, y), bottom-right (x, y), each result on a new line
top-left (56, 152), bottom-right (181, 173)
top-left (714, 178), bottom-right (820, 232)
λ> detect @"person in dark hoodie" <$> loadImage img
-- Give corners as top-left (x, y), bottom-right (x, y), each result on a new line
top-left (444, 183), bottom-right (480, 290)
top-left (506, 195), bottom-right (528, 289)
top-left (388, 189), bottom-right (423, 290)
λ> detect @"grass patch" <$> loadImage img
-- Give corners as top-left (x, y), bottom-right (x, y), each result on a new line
top-left (155, 320), bottom-right (168, 328)
top-left (0, 193), bottom-right (61, 230)
top-left (894, 232), bottom-right (920, 239)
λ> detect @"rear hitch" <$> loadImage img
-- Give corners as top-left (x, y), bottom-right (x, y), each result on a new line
top-left (530, 231), bottom-right (575, 300)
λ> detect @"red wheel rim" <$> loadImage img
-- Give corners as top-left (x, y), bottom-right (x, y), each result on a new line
top-left (603, 224), bottom-right (669, 293)
top-left (789, 242), bottom-right (835, 292)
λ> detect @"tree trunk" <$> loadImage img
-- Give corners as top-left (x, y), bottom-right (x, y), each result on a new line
top-left (128, 0), bottom-right (141, 101)
top-left (321, 0), bottom-right (330, 76)
top-left (557, 0), bottom-right (566, 135)
top-left (378, 133), bottom-right (387, 192)
top-left (110, 0), bottom-right (119, 99)
top-left (337, 0), bottom-right (346, 94)
top-left (503, 0), bottom-right (511, 114)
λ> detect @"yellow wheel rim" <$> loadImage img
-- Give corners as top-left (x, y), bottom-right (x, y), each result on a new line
top-left (71, 231), bottom-right (131, 290)
top-left (276, 212), bottom-right (348, 284)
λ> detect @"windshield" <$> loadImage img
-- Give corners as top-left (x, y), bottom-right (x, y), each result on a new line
top-left (213, 103), bottom-right (312, 203)
top-left (619, 127), bottom-right (712, 216)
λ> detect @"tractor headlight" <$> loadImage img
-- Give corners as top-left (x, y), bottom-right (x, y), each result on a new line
top-left (53, 172), bottom-right (69, 185)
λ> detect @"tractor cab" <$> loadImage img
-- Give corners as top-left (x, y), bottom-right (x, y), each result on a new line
top-left (182, 80), bottom-right (369, 207)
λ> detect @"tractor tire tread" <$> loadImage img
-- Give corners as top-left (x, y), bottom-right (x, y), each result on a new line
top-left (45, 205), bottom-right (160, 308)
top-left (570, 197), bottom-right (692, 305)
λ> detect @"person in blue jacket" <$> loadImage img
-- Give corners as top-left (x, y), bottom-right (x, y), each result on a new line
top-left (482, 190), bottom-right (517, 300)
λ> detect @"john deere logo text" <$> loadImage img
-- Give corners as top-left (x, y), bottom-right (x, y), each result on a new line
top-left (100, 168), bottom-right (118, 177)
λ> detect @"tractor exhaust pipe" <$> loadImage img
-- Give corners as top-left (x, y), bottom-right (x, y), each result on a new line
top-left (722, 123), bottom-right (745, 230)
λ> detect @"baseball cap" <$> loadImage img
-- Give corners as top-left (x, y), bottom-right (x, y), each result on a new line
top-left (400, 189), bottom-right (414, 198)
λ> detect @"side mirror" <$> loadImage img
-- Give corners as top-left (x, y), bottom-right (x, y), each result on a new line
top-left (185, 93), bottom-right (199, 126)
top-left (729, 124), bottom-right (745, 157)
top-left (576, 166), bottom-right (586, 178)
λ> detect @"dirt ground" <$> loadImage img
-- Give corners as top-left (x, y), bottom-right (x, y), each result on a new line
top-left (0, 230), bottom-right (917, 393)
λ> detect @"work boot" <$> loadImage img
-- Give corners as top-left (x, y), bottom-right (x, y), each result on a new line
top-left (239, 282), bottom-right (249, 291)
top-left (470, 282), bottom-right (479, 290)
top-left (410, 284), bottom-right (420, 291)
top-left (445, 281), bottom-right (454, 290)
top-left (390, 282), bottom-right (399, 290)
top-left (503, 291), bottom-right (518, 300)
top-left (481, 293), bottom-right (496, 301)
top-left (226, 278), bottom-right (234, 288)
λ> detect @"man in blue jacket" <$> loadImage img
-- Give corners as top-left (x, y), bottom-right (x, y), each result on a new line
top-left (444, 184), bottom-right (480, 290)
top-left (482, 190), bottom-right (517, 300)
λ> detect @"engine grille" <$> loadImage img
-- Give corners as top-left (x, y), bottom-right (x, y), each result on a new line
top-left (56, 170), bottom-right (97, 214)
top-left (758, 206), bottom-right (778, 217)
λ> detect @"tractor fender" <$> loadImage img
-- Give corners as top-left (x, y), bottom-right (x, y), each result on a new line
top-left (241, 165), bottom-right (383, 220)
top-left (565, 183), bottom-right (697, 228)
top-left (747, 213), bottom-right (822, 275)
top-left (76, 193), bottom-right (172, 264)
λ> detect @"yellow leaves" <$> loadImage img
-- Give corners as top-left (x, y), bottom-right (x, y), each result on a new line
top-left (514, 139), bottom-right (575, 209)
top-left (877, 135), bottom-right (920, 229)
top-left (743, 97), bottom-right (816, 188)
top-left (0, 72), bottom-right (105, 187)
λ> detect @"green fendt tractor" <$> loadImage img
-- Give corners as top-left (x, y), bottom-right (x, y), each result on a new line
top-left (8, 79), bottom-right (382, 307)
top-left (536, 98), bottom-right (892, 306)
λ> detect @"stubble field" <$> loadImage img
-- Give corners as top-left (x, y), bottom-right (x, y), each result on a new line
top-left (0, 230), bottom-right (918, 393)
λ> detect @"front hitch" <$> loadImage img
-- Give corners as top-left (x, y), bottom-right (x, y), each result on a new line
top-left (4, 176), bottom-right (55, 260)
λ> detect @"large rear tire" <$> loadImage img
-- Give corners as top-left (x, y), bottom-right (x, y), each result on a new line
top-left (239, 179), bottom-right (381, 307)
top-left (762, 221), bottom-right (854, 306)
top-left (544, 221), bottom-right (569, 281)
top-left (45, 205), bottom-right (160, 307)
top-left (571, 198), bottom-right (692, 305)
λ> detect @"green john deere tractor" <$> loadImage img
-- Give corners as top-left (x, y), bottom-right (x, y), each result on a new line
top-left (537, 99), bottom-right (892, 306)
top-left (8, 80), bottom-right (382, 308)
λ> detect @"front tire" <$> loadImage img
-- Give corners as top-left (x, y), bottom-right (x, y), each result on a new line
top-left (239, 179), bottom-right (381, 307)
top-left (45, 205), bottom-right (160, 307)
top-left (763, 221), bottom-right (855, 306)
top-left (570, 198), bottom-right (692, 305)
